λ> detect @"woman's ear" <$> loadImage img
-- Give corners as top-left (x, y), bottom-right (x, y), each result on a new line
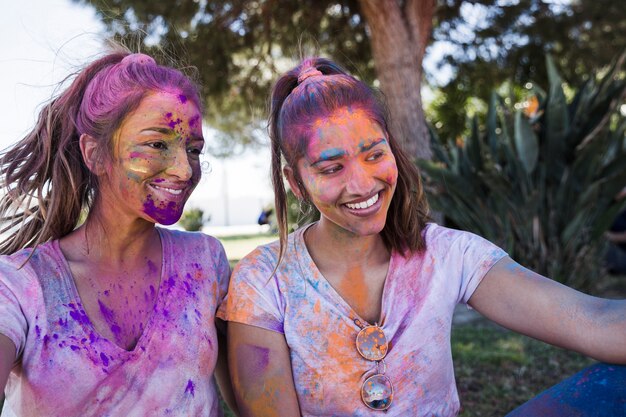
top-left (79, 134), bottom-right (105, 176)
top-left (283, 165), bottom-right (304, 200)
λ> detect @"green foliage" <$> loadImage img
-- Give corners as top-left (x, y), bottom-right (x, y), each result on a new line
top-left (430, 0), bottom-right (626, 141)
top-left (78, 0), bottom-right (374, 155)
top-left (420, 54), bottom-right (626, 290)
top-left (178, 208), bottom-right (208, 232)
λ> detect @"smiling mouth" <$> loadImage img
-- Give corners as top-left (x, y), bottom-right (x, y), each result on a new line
top-left (345, 192), bottom-right (379, 210)
top-left (149, 184), bottom-right (186, 197)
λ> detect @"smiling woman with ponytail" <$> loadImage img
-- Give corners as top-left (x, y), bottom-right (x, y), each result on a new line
top-left (0, 47), bottom-right (236, 416)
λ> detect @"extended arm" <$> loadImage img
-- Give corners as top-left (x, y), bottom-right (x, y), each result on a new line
top-left (0, 333), bottom-right (15, 403)
top-left (469, 257), bottom-right (626, 364)
top-left (228, 322), bottom-right (300, 417)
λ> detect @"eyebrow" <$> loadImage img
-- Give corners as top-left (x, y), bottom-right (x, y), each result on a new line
top-left (359, 138), bottom-right (387, 152)
top-left (311, 148), bottom-right (347, 166)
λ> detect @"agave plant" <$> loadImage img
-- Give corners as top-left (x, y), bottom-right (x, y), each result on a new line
top-left (420, 54), bottom-right (626, 291)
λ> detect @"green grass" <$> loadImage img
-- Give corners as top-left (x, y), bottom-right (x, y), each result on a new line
top-left (453, 323), bottom-right (594, 416)
top-left (220, 233), bottom-right (276, 265)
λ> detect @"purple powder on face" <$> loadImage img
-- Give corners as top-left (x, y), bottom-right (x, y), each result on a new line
top-left (70, 345), bottom-right (80, 351)
top-left (43, 335), bottom-right (50, 346)
top-left (35, 325), bottom-right (41, 338)
top-left (167, 117), bottom-right (183, 129)
top-left (184, 379), bottom-right (195, 396)
top-left (188, 114), bottom-right (200, 128)
top-left (178, 94), bottom-right (188, 104)
top-left (143, 196), bottom-right (183, 225)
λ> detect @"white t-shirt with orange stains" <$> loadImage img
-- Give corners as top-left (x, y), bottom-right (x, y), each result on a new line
top-left (0, 228), bottom-right (230, 417)
top-left (218, 223), bottom-right (507, 416)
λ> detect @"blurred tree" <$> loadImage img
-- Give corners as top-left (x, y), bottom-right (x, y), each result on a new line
top-left (178, 208), bottom-right (209, 232)
top-left (430, 0), bottom-right (626, 142)
top-left (78, 0), bottom-right (435, 160)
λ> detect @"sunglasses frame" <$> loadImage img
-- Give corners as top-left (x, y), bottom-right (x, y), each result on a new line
top-left (354, 320), bottom-right (394, 411)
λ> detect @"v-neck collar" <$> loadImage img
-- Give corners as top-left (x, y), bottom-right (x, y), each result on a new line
top-left (52, 227), bottom-right (169, 354)
top-left (293, 223), bottom-right (395, 329)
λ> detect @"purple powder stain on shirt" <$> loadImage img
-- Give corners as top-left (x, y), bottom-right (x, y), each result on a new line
top-left (185, 379), bottom-right (195, 396)
top-left (68, 305), bottom-right (91, 326)
top-left (100, 352), bottom-right (109, 367)
top-left (42, 335), bottom-right (50, 346)
top-left (35, 325), bottom-right (41, 338)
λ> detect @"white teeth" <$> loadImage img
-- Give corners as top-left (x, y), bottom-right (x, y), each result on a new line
top-left (153, 185), bottom-right (183, 195)
top-left (346, 193), bottom-right (379, 210)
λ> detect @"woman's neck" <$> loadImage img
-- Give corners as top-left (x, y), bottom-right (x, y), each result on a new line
top-left (304, 220), bottom-right (390, 271)
top-left (60, 207), bottom-right (159, 268)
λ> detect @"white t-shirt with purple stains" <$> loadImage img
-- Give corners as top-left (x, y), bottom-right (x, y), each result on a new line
top-left (218, 223), bottom-right (507, 416)
top-left (0, 228), bottom-right (230, 417)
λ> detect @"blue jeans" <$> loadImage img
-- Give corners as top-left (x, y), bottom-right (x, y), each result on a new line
top-left (505, 363), bottom-right (626, 417)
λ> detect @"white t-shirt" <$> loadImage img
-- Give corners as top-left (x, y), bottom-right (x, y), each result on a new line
top-left (0, 228), bottom-right (230, 417)
top-left (218, 223), bottom-right (507, 416)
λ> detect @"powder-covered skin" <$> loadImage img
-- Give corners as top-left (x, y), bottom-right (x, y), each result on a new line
top-left (0, 228), bottom-right (230, 417)
top-left (218, 223), bottom-right (507, 416)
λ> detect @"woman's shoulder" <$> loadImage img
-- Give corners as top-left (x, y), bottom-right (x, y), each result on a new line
top-left (0, 241), bottom-right (58, 286)
top-left (420, 223), bottom-right (499, 254)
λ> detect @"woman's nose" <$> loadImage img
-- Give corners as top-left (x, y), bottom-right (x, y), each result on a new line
top-left (165, 145), bottom-right (193, 180)
top-left (345, 162), bottom-right (376, 196)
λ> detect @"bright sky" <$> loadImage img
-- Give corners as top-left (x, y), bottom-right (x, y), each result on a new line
top-left (0, 0), bottom-right (274, 225)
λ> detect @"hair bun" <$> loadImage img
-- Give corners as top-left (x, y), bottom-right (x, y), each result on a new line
top-left (297, 67), bottom-right (323, 84)
top-left (121, 53), bottom-right (157, 66)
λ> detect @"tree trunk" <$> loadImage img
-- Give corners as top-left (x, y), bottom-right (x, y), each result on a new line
top-left (358, 0), bottom-right (435, 161)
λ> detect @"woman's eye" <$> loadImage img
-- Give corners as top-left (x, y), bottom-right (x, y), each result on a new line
top-left (366, 150), bottom-right (384, 161)
top-left (148, 141), bottom-right (168, 150)
top-left (187, 147), bottom-right (203, 157)
top-left (320, 165), bottom-right (342, 175)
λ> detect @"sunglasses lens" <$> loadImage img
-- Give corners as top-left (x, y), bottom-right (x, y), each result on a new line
top-left (361, 374), bottom-right (393, 410)
top-left (356, 326), bottom-right (388, 361)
